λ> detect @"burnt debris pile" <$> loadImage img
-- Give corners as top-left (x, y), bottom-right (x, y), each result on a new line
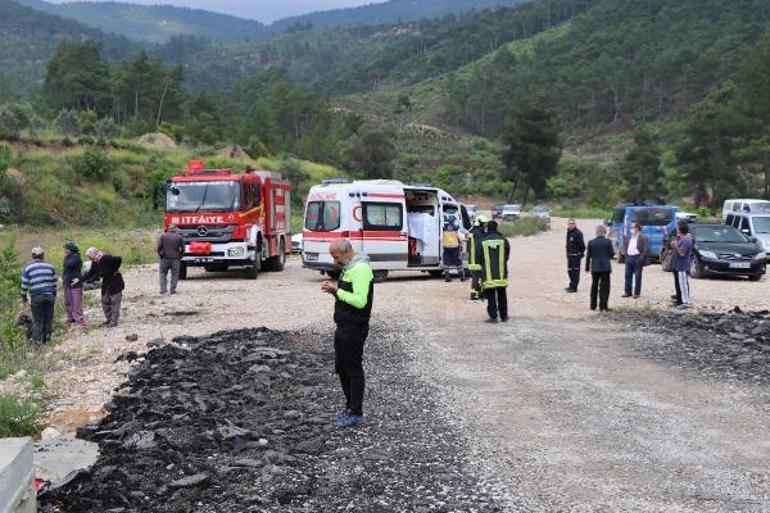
top-left (41, 327), bottom-right (334, 512)
top-left (615, 308), bottom-right (770, 384)
top-left (41, 325), bottom-right (505, 512)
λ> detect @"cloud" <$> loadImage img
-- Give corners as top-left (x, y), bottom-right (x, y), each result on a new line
top-left (48, 0), bottom-right (383, 23)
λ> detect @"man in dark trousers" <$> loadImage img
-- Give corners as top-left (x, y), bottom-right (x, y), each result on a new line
top-left (467, 214), bottom-right (487, 300)
top-left (84, 247), bottom-right (125, 327)
top-left (622, 222), bottom-right (650, 299)
top-left (585, 225), bottom-right (615, 312)
top-left (565, 218), bottom-right (585, 293)
top-left (670, 221), bottom-right (693, 308)
top-left (20, 247), bottom-right (57, 344)
top-left (158, 224), bottom-right (185, 295)
top-left (478, 220), bottom-right (511, 323)
top-left (321, 239), bottom-right (374, 428)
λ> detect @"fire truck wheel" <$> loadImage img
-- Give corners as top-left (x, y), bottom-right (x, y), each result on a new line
top-left (373, 270), bottom-right (389, 283)
top-left (245, 256), bottom-right (260, 280)
top-left (179, 263), bottom-right (188, 280)
top-left (267, 238), bottom-right (286, 272)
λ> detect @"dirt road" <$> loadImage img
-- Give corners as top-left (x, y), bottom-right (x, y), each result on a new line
top-left (38, 219), bottom-right (770, 511)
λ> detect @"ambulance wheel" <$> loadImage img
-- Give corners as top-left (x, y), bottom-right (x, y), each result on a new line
top-left (179, 263), bottom-right (188, 280)
top-left (325, 270), bottom-right (341, 280)
top-left (428, 270), bottom-right (444, 278)
top-left (373, 270), bottom-right (389, 283)
top-left (245, 256), bottom-right (260, 280)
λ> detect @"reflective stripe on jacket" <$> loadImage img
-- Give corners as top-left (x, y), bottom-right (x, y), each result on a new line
top-left (481, 232), bottom-right (510, 289)
top-left (467, 227), bottom-right (484, 271)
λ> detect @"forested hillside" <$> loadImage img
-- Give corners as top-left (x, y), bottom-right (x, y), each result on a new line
top-left (270, 0), bottom-right (529, 32)
top-left (16, 0), bottom-right (268, 43)
top-left (178, 0), bottom-right (587, 94)
top-left (0, 0), bottom-right (134, 87)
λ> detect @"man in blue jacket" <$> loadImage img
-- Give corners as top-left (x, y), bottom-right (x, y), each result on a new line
top-left (585, 225), bottom-right (615, 312)
top-left (21, 247), bottom-right (57, 344)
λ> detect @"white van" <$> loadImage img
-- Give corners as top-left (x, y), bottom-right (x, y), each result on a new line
top-left (302, 179), bottom-right (471, 281)
top-left (722, 199), bottom-right (770, 220)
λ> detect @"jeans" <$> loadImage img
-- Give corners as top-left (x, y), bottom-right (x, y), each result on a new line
top-left (624, 255), bottom-right (644, 296)
top-left (334, 323), bottom-right (369, 416)
top-left (101, 292), bottom-right (122, 327)
top-left (485, 287), bottom-right (508, 320)
top-left (64, 286), bottom-right (84, 324)
top-left (590, 272), bottom-right (611, 311)
top-left (160, 258), bottom-right (181, 293)
top-left (567, 255), bottom-right (582, 290)
top-left (443, 247), bottom-right (463, 280)
top-left (30, 294), bottom-right (55, 344)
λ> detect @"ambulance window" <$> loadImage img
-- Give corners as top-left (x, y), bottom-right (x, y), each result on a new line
top-left (305, 201), bottom-right (340, 231)
top-left (363, 202), bottom-right (403, 231)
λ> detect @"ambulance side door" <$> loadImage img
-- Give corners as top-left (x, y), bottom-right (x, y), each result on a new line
top-left (361, 197), bottom-right (408, 269)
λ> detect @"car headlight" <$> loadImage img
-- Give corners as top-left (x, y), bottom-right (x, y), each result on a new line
top-left (699, 250), bottom-right (718, 260)
top-left (754, 252), bottom-right (766, 261)
top-left (228, 247), bottom-right (245, 257)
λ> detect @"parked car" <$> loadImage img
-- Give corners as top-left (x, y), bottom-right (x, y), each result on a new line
top-left (662, 223), bottom-right (766, 280)
top-left (725, 211), bottom-right (770, 252)
top-left (615, 205), bottom-right (678, 263)
top-left (291, 232), bottom-right (303, 253)
top-left (530, 205), bottom-right (551, 221)
top-left (722, 198), bottom-right (770, 221)
top-left (676, 211), bottom-right (698, 223)
top-left (491, 204), bottom-right (504, 220)
top-left (500, 204), bottom-right (522, 221)
top-left (464, 204), bottom-right (481, 220)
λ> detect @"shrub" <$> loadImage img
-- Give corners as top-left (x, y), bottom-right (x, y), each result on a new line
top-left (498, 217), bottom-right (550, 238)
top-left (95, 117), bottom-right (118, 139)
top-left (55, 109), bottom-right (81, 136)
top-left (245, 135), bottom-right (271, 159)
top-left (27, 115), bottom-right (47, 136)
top-left (72, 149), bottom-right (110, 180)
top-left (0, 394), bottom-right (43, 437)
top-left (0, 104), bottom-right (24, 138)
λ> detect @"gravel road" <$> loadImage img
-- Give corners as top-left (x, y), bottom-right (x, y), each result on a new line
top-left (24, 218), bottom-right (770, 511)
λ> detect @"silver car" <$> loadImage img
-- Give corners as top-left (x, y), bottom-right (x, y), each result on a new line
top-left (531, 205), bottom-right (551, 222)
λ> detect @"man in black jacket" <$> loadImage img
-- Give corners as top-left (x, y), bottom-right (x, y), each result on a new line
top-left (478, 221), bottom-right (511, 322)
top-left (565, 218), bottom-right (585, 293)
top-left (585, 225), bottom-right (615, 312)
top-left (84, 247), bottom-right (125, 327)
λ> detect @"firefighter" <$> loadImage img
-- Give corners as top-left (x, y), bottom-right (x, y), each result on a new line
top-left (321, 239), bottom-right (374, 428)
top-left (479, 220), bottom-right (510, 322)
top-left (467, 214), bottom-right (488, 300)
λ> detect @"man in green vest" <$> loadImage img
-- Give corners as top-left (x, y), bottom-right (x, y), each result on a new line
top-left (467, 214), bottom-right (487, 300)
top-left (321, 239), bottom-right (374, 428)
top-left (478, 220), bottom-right (510, 322)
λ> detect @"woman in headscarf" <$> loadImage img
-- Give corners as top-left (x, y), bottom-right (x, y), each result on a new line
top-left (62, 241), bottom-right (85, 325)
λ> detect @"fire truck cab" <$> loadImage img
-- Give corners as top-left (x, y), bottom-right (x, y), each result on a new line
top-left (302, 179), bottom-right (471, 281)
top-left (164, 160), bottom-right (291, 279)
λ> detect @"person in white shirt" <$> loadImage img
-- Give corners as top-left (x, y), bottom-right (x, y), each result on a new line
top-left (623, 222), bottom-right (649, 298)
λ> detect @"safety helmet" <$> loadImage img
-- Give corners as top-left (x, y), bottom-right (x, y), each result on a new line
top-left (475, 214), bottom-right (489, 226)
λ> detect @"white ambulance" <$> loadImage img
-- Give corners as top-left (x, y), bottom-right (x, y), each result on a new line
top-left (302, 179), bottom-right (472, 281)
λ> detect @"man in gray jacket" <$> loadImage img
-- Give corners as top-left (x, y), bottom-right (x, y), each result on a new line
top-left (623, 222), bottom-right (649, 299)
top-left (158, 224), bottom-right (185, 295)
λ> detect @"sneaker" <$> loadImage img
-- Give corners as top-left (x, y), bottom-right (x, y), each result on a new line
top-left (332, 410), bottom-right (350, 422)
top-left (622, 294), bottom-right (632, 298)
top-left (633, 295), bottom-right (640, 299)
top-left (677, 303), bottom-right (691, 310)
top-left (566, 288), bottom-right (578, 293)
top-left (335, 414), bottom-right (364, 428)
top-left (500, 316), bottom-right (509, 322)
top-left (485, 318), bottom-right (498, 323)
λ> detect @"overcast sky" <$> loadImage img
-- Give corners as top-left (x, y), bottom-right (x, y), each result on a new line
top-left (47, 0), bottom-right (385, 23)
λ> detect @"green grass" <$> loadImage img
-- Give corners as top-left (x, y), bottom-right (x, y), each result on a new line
top-left (0, 394), bottom-right (43, 437)
top-left (551, 207), bottom-right (611, 220)
top-left (498, 217), bottom-right (550, 238)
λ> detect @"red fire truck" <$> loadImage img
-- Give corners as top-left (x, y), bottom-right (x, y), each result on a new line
top-left (164, 160), bottom-right (292, 279)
